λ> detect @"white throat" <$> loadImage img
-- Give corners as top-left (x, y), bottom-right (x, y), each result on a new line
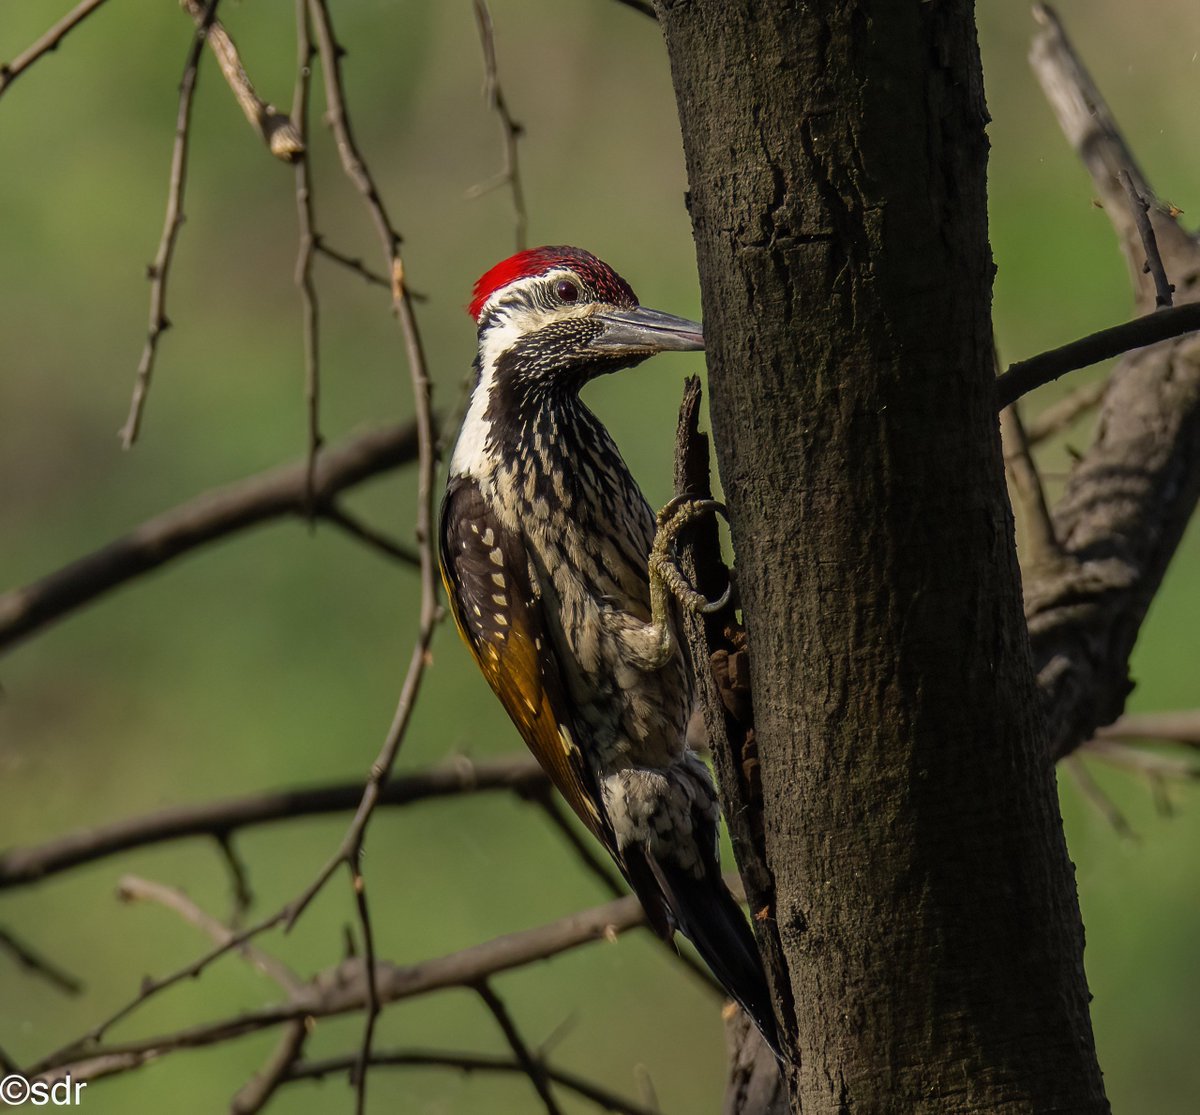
top-left (450, 278), bottom-right (597, 481)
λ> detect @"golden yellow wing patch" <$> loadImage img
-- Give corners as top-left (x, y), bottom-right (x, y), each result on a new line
top-left (439, 478), bottom-right (612, 850)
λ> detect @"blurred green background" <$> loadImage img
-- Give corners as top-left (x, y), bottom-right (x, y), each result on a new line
top-left (1, 1), bottom-right (1197, 1111)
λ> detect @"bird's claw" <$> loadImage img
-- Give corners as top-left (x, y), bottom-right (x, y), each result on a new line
top-left (649, 498), bottom-right (733, 616)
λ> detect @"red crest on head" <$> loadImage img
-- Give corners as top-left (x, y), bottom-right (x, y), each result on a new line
top-left (468, 246), bottom-right (638, 320)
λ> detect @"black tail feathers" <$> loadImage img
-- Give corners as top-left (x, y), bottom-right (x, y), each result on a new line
top-left (650, 858), bottom-right (783, 1060)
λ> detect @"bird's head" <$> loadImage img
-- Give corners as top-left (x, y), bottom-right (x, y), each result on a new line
top-left (468, 246), bottom-right (704, 391)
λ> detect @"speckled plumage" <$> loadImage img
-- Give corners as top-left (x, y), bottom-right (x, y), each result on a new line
top-left (441, 247), bottom-right (779, 1054)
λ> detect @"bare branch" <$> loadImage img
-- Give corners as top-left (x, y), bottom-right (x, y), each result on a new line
top-left (0, 755), bottom-right (544, 889)
top-left (1023, 6), bottom-right (1200, 761)
top-left (214, 833), bottom-right (254, 925)
top-left (348, 859), bottom-right (380, 1115)
top-left (1096, 710), bottom-right (1200, 748)
top-left (179, 0), bottom-right (303, 161)
top-left (301, 9), bottom-right (442, 1107)
top-left (321, 503), bottom-right (420, 565)
top-left (469, 1), bottom-right (528, 250)
top-left (116, 875), bottom-right (304, 997)
top-left (100, 876), bottom-right (309, 1113)
top-left (119, 0), bottom-right (220, 448)
top-left (314, 242), bottom-right (391, 288)
top-left (22, 759), bottom-right (549, 1076)
top-left (1030, 3), bottom-right (1195, 310)
top-left (1119, 170), bottom-right (1174, 309)
top-left (0, 927), bottom-right (83, 996)
top-left (44, 913), bottom-right (295, 1064)
top-left (0, 421), bottom-right (421, 654)
top-left (284, 1048), bottom-right (658, 1115)
top-left (1064, 757), bottom-right (1136, 840)
top-left (33, 888), bottom-right (660, 1079)
top-left (475, 981), bottom-right (564, 1115)
top-left (12, 12), bottom-right (441, 1090)
top-left (1081, 738), bottom-right (1199, 781)
top-left (1024, 379), bottom-right (1107, 446)
top-left (0, 0), bottom-right (111, 100)
top-left (292, 0), bottom-right (322, 513)
top-left (994, 302), bottom-right (1200, 409)
top-left (230, 1021), bottom-right (308, 1115)
top-left (1001, 404), bottom-right (1061, 567)
top-left (307, 0), bottom-right (403, 298)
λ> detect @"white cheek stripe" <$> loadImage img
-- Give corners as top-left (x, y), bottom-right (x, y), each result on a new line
top-left (449, 271), bottom-right (599, 481)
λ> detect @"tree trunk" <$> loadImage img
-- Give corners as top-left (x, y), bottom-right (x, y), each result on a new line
top-left (656, 2), bottom-right (1110, 1110)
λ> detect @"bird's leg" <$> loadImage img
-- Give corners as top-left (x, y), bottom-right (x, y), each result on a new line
top-left (599, 498), bottom-right (732, 672)
top-left (635, 498), bottom-right (732, 670)
top-left (652, 496), bottom-right (733, 611)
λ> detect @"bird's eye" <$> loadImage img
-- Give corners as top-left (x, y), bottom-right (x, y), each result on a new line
top-left (555, 279), bottom-right (580, 303)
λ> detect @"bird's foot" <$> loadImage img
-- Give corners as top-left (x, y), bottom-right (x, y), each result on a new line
top-left (649, 497), bottom-right (733, 617)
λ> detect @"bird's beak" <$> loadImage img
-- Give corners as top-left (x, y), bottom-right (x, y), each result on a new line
top-left (590, 306), bottom-right (705, 353)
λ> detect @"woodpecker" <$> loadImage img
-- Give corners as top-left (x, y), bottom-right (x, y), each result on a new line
top-left (440, 246), bottom-right (779, 1053)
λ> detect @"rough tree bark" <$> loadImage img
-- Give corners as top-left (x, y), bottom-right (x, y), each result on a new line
top-left (657, 3), bottom-right (1109, 1111)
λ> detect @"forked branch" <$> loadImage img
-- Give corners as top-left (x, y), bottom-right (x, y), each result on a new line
top-left (1021, 6), bottom-right (1200, 761)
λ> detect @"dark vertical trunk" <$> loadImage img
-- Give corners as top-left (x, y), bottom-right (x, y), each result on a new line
top-left (656, 2), bottom-right (1109, 1110)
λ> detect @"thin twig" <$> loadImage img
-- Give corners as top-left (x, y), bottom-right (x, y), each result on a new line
top-left (32, 874), bottom-right (311, 1072)
top-left (0, 927), bottom-right (84, 996)
top-left (475, 982), bottom-right (564, 1115)
top-left (42, 910), bottom-right (299, 1067)
top-left (1030, 3), bottom-right (1192, 314)
top-left (1096, 710), bottom-right (1200, 748)
top-left (994, 302), bottom-right (1200, 409)
top-left (230, 1021), bottom-right (309, 1115)
top-left (112, 877), bottom-right (309, 1115)
top-left (314, 242), bottom-right (391, 288)
top-left (1081, 738), bottom-right (1199, 781)
top-left (116, 875), bottom-right (304, 996)
top-left (180, 0), bottom-right (303, 160)
top-left (284, 1048), bottom-right (657, 1115)
top-left (1024, 378), bottom-right (1108, 446)
top-left (1065, 757), bottom-right (1136, 840)
top-left (214, 833), bottom-right (254, 925)
top-left (0, 755), bottom-right (544, 889)
top-left (469, 0), bottom-right (527, 250)
top-left (21, 766), bottom-right (542, 1072)
top-left (1000, 404), bottom-right (1062, 566)
top-left (1119, 170), bottom-right (1174, 309)
top-left (0, 422), bottom-right (421, 653)
top-left (292, 0), bottom-right (322, 515)
top-left (305, 5), bottom-right (442, 1108)
top-left (348, 859), bottom-right (380, 1114)
top-left (0, 0), bottom-right (111, 99)
top-left (322, 503), bottom-right (420, 565)
top-left (119, 0), bottom-right (220, 448)
top-left (32, 887), bottom-right (661, 1078)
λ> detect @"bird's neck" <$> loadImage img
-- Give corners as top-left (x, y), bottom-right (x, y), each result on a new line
top-left (450, 354), bottom-right (636, 528)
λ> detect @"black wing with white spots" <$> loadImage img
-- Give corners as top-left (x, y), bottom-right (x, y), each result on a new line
top-left (439, 476), bottom-right (615, 853)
